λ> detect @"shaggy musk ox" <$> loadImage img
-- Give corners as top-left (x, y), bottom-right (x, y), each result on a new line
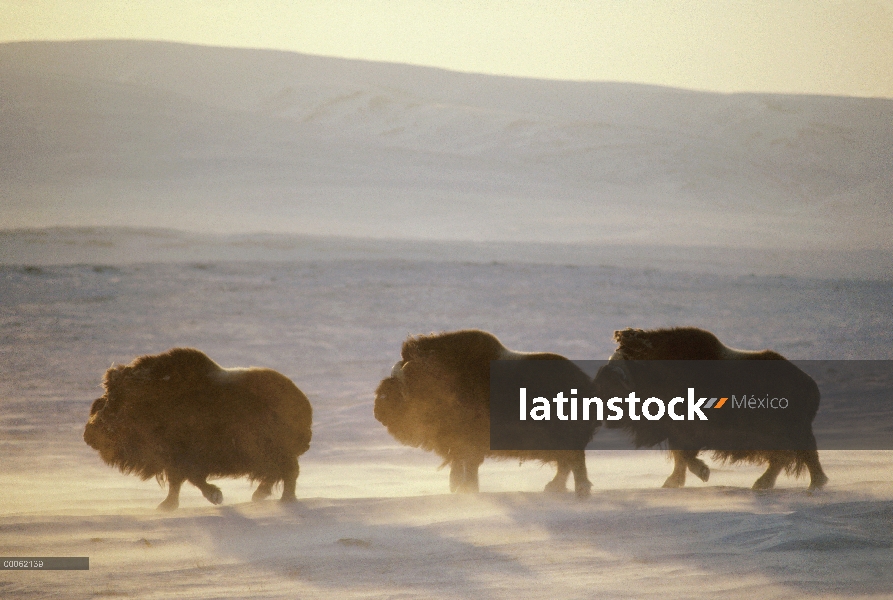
top-left (84, 348), bottom-right (312, 510)
top-left (593, 327), bottom-right (828, 490)
top-left (374, 329), bottom-right (597, 497)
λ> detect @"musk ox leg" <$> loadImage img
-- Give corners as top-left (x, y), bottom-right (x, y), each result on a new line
top-left (663, 450), bottom-right (690, 488)
top-left (449, 460), bottom-right (464, 493)
top-left (188, 476), bottom-right (223, 505)
top-left (449, 457), bottom-right (483, 493)
top-left (570, 451), bottom-right (592, 498)
top-left (252, 480), bottom-right (275, 502)
top-left (157, 472), bottom-right (185, 511)
top-left (802, 450), bottom-right (829, 490)
top-left (545, 452), bottom-right (591, 498)
top-left (280, 459), bottom-right (299, 502)
top-left (544, 461), bottom-right (571, 494)
top-left (752, 455), bottom-right (788, 490)
top-left (686, 456), bottom-right (710, 483)
top-left (663, 450), bottom-right (709, 488)
top-left (663, 457), bottom-right (686, 488)
top-left (463, 458), bottom-right (482, 493)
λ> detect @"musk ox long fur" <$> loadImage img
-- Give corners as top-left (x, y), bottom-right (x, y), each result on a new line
top-left (84, 348), bottom-right (312, 510)
top-left (593, 327), bottom-right (827, 490)
top-left (374, 329), bottom-right (597, 497)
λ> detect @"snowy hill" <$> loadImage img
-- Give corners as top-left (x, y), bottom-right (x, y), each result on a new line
top-left (2, 40), bottom-right (891, 253)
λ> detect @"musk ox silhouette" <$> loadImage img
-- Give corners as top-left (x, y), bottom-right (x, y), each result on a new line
top-left (84, 348), bottom-right (312, 510)
top-left (593, 327), bottom-right (827, 490)
top-left (374, 329), bottom-right (597, 497)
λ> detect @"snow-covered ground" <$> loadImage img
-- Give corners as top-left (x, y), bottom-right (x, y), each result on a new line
top-left (1, 251), bottom-right (892, 598)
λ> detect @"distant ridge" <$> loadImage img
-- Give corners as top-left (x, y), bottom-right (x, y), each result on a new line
top-left (2, 227), bottom-right (890, 281)
top-left (1, 40), bottom-right (891, 254)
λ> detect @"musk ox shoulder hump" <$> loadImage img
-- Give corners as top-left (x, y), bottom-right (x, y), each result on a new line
top-left (613, 327), bottom-right (782, 361)
top-left (402, 329), bottom-right (565, 364)
top-left (401, 329), bottom-right (506, 363)
top-left (115, 347), bottom-right (222, 383)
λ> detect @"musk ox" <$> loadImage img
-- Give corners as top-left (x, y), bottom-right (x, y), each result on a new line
top-left (374, 329), bottom-right (598, 497)
top-left (593, 327), bottom-right (828, 490)
top-left (84, 348), bottom-right (312, 510)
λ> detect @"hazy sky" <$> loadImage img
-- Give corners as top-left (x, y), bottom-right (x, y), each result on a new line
top-left (2, 0), bottom-right (892, 98)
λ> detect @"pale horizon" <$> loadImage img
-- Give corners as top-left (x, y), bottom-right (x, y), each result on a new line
top-left (2, 0), bottom-right (892, 99)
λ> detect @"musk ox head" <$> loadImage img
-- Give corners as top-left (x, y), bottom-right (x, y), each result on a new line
top-left (83, 348), bottom-right (221, 480)
top-left (374, 329), bottom-right (513, 455)
top-left (374, 331), bottom-right (495, 455)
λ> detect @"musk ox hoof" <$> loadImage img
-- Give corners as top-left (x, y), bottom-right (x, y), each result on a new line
top-left (751, 477), bottom-right (776, 491)
top-left (279, 495), bottom-right (298, 503)
top-left (808, 473), bottom-right (829, 491)
top-left (544, 480), bottom-right (568, 494)
top-left (203, 486), bottom-right (223, 505)
top-left (252, 486), bottom-right (273, 502)
top-left (662, 476), bottom-right (684, 489)
top-left (574, 482), bottom-right (592, 499)
top-left (157, 498), bottom-right (179, 511)
top-left (690, 461), bottom-right (710, 482)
